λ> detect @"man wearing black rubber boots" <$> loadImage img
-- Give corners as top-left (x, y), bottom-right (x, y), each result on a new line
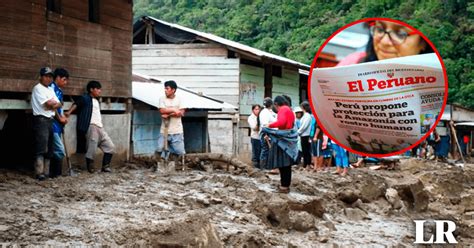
top-left (31, 67), bottom-right (62, 180)
top-left (66, 81), bottom-right (115, 173)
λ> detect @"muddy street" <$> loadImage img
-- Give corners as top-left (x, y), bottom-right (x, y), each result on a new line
top-left (0, 158), bottom-right (473, 246)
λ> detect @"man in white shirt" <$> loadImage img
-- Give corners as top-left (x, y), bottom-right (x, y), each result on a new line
top-left (259, 97), bottom-right (276, 128)
top-left (31, 67), bottom-right (62, 180)
top-left (155, 80), bottom-right (186, 171)
top-left (257, 97), bottom-right (278, 172)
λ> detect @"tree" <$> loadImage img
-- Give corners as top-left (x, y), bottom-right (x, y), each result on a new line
top-left (133, 0), bottom-right (474, 108)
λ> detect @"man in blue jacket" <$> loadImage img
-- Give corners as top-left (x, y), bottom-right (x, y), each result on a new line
top-left (50, 68), bottom-right (69, 177)
top-left (66, 81), bottom-right (115, 173)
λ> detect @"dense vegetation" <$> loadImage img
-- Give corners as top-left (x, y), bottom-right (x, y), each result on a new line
top-left (133, 0), bottom-right (473, 108)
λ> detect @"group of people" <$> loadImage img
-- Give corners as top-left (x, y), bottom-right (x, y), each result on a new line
top-left (31, 65), bottom-right (188, 180)
top-left (293, 103), bottom-right (351, 176)
top-left (248, 97), bottom-right (291, 192)
top-left (246, 19), bottom-right (438, 193)
top-left (248, 96), bottom-right (351, 193)
top-left (31, 20), bottom-right (442, 188)
top-left (31, 67), bottom-right (115, 180)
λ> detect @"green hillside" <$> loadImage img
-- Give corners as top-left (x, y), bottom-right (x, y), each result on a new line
top-left (133, 0), bottom-right (473, 108)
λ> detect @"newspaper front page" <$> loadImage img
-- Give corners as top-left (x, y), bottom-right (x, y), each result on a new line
top-left (310, 53), bottom-right (445, 154)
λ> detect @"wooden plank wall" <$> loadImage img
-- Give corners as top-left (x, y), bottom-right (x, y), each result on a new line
top-left (239, 64), bottom-right (300, 115)
top-left (238, 65), bottom-right (300, 155)
top-left (132, 44), bottom-right (240, 107)
top-left (272, 68), bottom-right (300, 108)
top-left (132, 109), bottom-right (161, 156)
top-left (132, 109), bottom-right (207, 155)
top-left (0, 0), bottom-right (132, 98)
top-left (239, 64), bottom-right (265, 116)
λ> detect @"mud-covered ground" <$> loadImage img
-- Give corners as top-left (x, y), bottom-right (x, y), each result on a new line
top-left (0, 158), bottom-right (473, 247)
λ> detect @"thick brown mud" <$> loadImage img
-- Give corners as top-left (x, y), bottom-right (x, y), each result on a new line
top-left (0, 158), bottom-right (472, 246)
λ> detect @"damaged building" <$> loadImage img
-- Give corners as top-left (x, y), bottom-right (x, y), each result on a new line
top-left (132, 16), bottom-right (310, 160)
top-left (0, 0), bottom-right (133, 168)
top-left (131, 74), bottom-right (235, 157)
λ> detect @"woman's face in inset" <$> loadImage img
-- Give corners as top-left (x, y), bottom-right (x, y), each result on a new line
top-left (372, 21), bottom-right (426, 60)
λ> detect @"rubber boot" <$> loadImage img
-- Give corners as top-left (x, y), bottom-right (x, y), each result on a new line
top-left (86, 158), bottom-right (95, 173)
top-left (35, 156), bottom-right (45, 181)
top-left (44, 159), bottom-right (50, 178)
top-left (179, 155), bottom-right (185, 171)
top-left (259, 159), bottom-right (267, 170)
top-left (102, 153), bottom-right (113, 173)
top-left (172, 154), bottom-right (180, 171)
top-left (50, 158), bottom-right (62, 178)
top-left (56, 158), bottom-right (63, 176)
top-left (163, 156), bottom-right (169, 169)
top-left (49, 159), bottom-right (56, 178)
top-left (153, 151), bottom-right (161, 172)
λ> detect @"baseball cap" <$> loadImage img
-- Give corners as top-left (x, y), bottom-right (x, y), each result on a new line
top-left (40, 67), bottom-right (54, 76)
top-left (293, 106), bottom-right (303, 113)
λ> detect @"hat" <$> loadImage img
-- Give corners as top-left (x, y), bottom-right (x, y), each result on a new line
top-left (293, 106), bottom-right (303, 113)
top-left (40, 67), bottom-right (54, 76)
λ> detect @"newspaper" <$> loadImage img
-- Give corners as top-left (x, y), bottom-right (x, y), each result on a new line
top-left (310, 53), bottom-right (445, 154)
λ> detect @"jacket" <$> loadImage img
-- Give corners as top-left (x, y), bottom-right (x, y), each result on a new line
top-left (259, 127), bottom-right (299, 169)
top-left (74, 94), bottom-right (94, 153)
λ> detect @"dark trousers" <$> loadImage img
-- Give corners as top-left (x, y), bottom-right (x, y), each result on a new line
top-left (301, 136), bottom-right (311, 166)
top-left (279, 166), bottom-right (292, 187)
top-left (32, 115), bottom-right (54, 159)
top-left (251, 138), bottom-right (261, 168)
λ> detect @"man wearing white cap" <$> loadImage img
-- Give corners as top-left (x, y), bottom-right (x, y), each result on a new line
top-left (31, 67), bottom-right (62, 180)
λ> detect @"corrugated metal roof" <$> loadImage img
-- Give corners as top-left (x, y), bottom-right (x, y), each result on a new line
top-left (142, 16), bottom-right (310, 70)
top-left (440, 104), bottom-right (474, 121)
top-left (455, 122), bottom-right (474, 127)
top-left (299, 69), bottom-right (309, 76)
top-left (132, 73), bottom-right (237, 110)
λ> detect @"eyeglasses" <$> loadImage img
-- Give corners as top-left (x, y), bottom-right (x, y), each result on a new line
top-left (369, 25), bottom-right (417, 45)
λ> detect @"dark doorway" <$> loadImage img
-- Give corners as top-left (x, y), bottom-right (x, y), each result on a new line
top-left (0, 111), bottom-right (34, 171)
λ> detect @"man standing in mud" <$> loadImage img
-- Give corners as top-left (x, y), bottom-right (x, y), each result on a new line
top-left (49, 68), bottom-right (69, 177)
top-left (31, 67), bottom-right (61, 180)
top-left (66, 81), bottom-right (115, 173)
top-left (154, 80), bottom-right (186, 171)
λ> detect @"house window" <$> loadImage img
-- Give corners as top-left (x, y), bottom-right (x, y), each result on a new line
top-left (89, 0), bottom-right (100, 23)
top-left (46, 0), bottom-right (61, 14)
top-left (272, 65), bottom-right (282, 78)
top-left (227, 50), bottom-right (237, 59)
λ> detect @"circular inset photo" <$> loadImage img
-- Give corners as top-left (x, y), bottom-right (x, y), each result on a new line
top-left (309, 18), bottom-right (448, 157)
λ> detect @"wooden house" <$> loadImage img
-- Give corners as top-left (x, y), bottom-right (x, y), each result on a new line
top-left (0, 0), bottom-right (133, 167)
top-left (132, 16), bottom-right (310, 157)
top-left (131, 74), bottom-right (235, 156)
